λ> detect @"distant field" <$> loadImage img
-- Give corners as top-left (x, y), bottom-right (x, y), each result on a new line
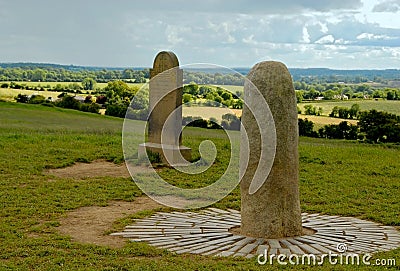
top-left (213, 85), bottom-right (244, 94)
top-left (299, 100), bottom-right (400, 116)
top-left (0, 88), bottom-right (68, 101)
top-left (183, 105), bottom-right (241, 121)
top-left (298, 114), bottom-right (357, 129)
top-left (184, 106), bottom-right (358, 129)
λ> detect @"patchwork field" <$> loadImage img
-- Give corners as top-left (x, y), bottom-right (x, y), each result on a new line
top-left (0, 88), bottom-right (66, 101)
top-left (298, 100), bottom-right (400, 116)
top-left (0, 102), bottom-right (399, 270)
top-left (183, 105), bottom-right (242, 121)
top-left (183, 106), bottom-right (358, 130)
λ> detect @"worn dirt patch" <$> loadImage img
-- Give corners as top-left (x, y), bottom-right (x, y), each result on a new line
top-left (58, 196), bottom-right (162, 248)
top-left (45, 160), bottom-right (131, 179)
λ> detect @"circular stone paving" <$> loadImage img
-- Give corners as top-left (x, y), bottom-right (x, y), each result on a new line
top-left (112, 208), bottom-right (400, 258)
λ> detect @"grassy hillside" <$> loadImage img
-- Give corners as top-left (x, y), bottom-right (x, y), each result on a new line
top-left (0, 102), bottom-right (399, 270)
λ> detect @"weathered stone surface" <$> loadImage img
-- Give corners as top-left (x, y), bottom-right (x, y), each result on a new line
top-left (240, 61), bottom-right (302, 238)
top-left (138, 51), bottom-right (191, 165)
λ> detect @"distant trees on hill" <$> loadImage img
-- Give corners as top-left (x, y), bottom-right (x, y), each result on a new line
top-left (0, 67), bottom-right (148, 83)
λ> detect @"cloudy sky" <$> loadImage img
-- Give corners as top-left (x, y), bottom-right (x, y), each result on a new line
top-left (0, 0), bottom-right (399, 69)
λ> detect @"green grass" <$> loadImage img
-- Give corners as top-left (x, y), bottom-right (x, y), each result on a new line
top-left (299, 100), bottom-right (400, 116)
top-left (214, 85), bottom-right (244, 94)
top-left (0, 101), bottom-right (399, 270)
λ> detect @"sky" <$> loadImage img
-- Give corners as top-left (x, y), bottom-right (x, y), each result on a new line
top-left (0, 0), bottom-right (399, 69)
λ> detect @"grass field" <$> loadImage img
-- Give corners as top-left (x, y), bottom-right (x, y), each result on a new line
top-left (183, 105), bottom-right (356, 129)
top-left (183, 105), bottom-right (242, 121)
top-left (298, 100), bottom-right (400, 116)
top-left (298, 114), bottom-right (358, 129)
top-left (0, 88), bottom-right (68, 101)
top-left (0, 102), bottom-right (399, 270)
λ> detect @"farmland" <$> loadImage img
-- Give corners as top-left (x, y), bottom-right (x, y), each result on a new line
top-left (298, 100), bottom-right (400, 116)
top-left (0, 101), bottom-right (399, 270)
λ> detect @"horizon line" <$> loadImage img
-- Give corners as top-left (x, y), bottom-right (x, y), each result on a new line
top-left (0, 61), bottom-right (399, 71)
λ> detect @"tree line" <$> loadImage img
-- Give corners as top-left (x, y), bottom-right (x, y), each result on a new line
top-left (0, 67), bottom-right (148, 83)
top-left (300, 104), bottom-right (362, 120)
top-left (299, 110), bottom-right (400, 143)
top-left (295, 82), bottom-right (400, 101)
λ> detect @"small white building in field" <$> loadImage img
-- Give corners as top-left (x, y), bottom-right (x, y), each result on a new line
top-left (333, 94), bottom-right (349, 100)
top-left (73, 96), bottom-right (85, 103)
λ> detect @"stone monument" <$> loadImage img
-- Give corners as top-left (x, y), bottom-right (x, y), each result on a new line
top-left (138, 51), bottom-right (191, 165)
top-left (240, 61), bottom-right (302, 238)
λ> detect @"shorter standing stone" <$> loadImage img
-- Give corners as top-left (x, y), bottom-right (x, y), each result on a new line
top-left (138, 51), bottom-right (191, 165)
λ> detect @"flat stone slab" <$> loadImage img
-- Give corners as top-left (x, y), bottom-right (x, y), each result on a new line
top-left (112, 208), bottom-right (400, 258)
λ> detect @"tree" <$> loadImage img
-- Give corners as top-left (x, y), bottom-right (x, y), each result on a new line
top-left (15, 94), bottom-right (29, 103)
top-left (82, 77), bottom-right (97, 90)
top-left (105, 104), bottom-right (128, 118)
top-left (122, 69), bottom-right (134, 79)
top-left (329, 106), bottom-right (339, 117)
top-left (304, 104), bottom-right (318, 115)
top-left (104, 80), bottom-right (132, 98)
top-left (231, 99), bottom-right (243, 109)
top-left (358, 110), bottom-right (400, 143)
top-left (295, 91), bottom-right (304, 103)
top-left (387, 91), bottom-right (395, 100)
top-left (221, 92), bottom-right (232, 101)
top-left (183, 93), bottom-right (193, 104)
top-left (298, 118), bottom-right (317, 137)
top-left (130, 90), bottom-right (149, 110)
top-left (28, 95), bottom-right (46, 104)
top-left (338, 107), bottom-right (350, 119)
top-left (55, 96), bottom-right (81, 110)
top-left (31, 69), bottom-right (46, 81)
top-left (349, 104), bottom-right (360, 119)
top-left (183, 83), bottom-right (199, 96)
top-left (323, 90), bottom-right (336, 100)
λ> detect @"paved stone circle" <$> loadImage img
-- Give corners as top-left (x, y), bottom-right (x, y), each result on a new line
top-left (112, 208), bottom-right (400, 258)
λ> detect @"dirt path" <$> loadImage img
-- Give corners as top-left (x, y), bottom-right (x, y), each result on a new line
top-left (58, 197), bottom-right (161, 248)
top-left (45, 160), bottom-right (161, 248)
top-left (45, 160), bottom-right (131, 179)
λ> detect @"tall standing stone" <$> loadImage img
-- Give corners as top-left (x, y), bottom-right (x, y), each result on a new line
top-left (240, 61), bottom-right (302, 238)
top-left (138, 51), bottom-right (191, 165)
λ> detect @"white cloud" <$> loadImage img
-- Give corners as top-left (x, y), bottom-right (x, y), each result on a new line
top-left (356, 32), bottom-right (395, 40)
top-left (315, 35), bottom-right (335, 44)
top-left (372, 0), bottom-right (400, 12)
top-left (165, 25), bottom-right (191, 45)
top-left (0, 0), bottom-right (399, 68)
top-left (302, 26), bottom-right (311, 43)
top-left (207, 21), bottom-right (237, 44)
top-left (319, 22), bottom-right (329, 33)
top-left (334, 38), bottom-right (353, 45)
